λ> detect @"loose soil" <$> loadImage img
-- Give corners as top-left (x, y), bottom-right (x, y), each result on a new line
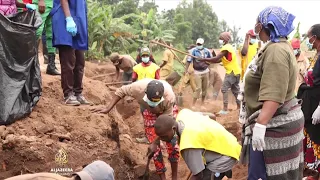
top-left (0, 54), bottom-right (247, 179)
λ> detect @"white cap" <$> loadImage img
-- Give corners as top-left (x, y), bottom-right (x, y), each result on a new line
top-left (196, 38), bottom-right (204, 45)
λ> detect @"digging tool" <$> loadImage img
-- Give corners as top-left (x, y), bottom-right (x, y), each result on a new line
top-left (150, 40), bottom-right (210, 65)
top-left (176, 74), bottom-right (187, 106)
top-left (142, 157), bottom-right (152, 180)
top-left (105, 81), bottom-right (132, 86)
top-left (150, 40), bottom-right (200, 60)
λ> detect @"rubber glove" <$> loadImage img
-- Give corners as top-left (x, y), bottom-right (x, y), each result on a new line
top-left (65, 17), bottom-right (77, 36)
top-left (312, 106), bottom-right (320, 125)
top-left (26, 3), bottom-right (36, 10)
top-left (252, 123), bottom-right (266, 151)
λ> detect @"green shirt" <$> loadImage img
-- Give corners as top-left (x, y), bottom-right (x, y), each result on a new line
top-left (244, 38), bottom-right (297, 117)
top-left (32, 0), bottom-right (53, 8)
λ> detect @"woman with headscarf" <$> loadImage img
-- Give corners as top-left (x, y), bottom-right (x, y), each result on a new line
top-left (199, 32), bottom-right (241, 115)
top-left (238, 6), bottom-right (304, 180)
top-left (298, 24), bottom-right (320, 180)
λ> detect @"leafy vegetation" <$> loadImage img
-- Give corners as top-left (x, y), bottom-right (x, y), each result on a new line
top-left (86, 0), bottom-right (238, 61)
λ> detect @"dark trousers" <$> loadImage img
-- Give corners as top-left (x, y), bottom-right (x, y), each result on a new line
top-left (58, 45), bottom-right (85, 98)
top-left (248, 144), bottom-right (267, 180)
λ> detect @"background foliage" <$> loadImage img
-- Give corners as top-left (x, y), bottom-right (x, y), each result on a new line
top-left (86, 0), bottom-right (240, 60)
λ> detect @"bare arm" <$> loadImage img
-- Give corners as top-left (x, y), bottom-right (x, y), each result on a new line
top-left (15, 0), bottom-right (26, 8)
top-left (256, 101), bottom-right (280, 125)
top-left (104, 95), bottom-right (122, 112)
top-left (160, 61), bottom-right (167, 68)
top-left (60, 0), bottom-right (71, 17)
top-left (201, 51), bottom-right (228, 63)
top-left (115, 66), bottom-right (120, 80)
top-left (241, 34), bottom-right (250, 56)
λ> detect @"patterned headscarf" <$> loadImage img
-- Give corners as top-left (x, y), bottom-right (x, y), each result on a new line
top-left (258, 6), bottom-right (295, 42)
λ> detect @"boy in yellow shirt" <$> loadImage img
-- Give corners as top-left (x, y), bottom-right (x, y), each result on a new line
top-left (132, 47), bottom-right (160, 82)
top-left (149, 109), bottom-right (241, 180)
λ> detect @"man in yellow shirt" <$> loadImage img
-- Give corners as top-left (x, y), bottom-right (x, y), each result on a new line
top-left (199, 32), bottom-right (241, 115)
top-left (240, 29), bottom-right (259, 80)
top-left (132, 47), bottom-right (160, 82)
top-left (160, 43), bottom-right (175, 80)
top-left (149, 109), bottom-right (241, 180)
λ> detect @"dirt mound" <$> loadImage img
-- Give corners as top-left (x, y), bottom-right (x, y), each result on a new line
top-left (0, 59), bottom-right (247, 179)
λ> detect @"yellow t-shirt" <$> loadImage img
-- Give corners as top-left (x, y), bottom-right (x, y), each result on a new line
top-left (220, 44), bottom-right (241, 75)
top-left (177, 109), bottom-right (241, 160)
top-left (133, 63), bottom-right (160, 80)
top-left (240, 43), bottom-right (258, 79)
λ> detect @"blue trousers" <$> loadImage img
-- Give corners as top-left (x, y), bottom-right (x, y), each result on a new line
top-left (248, 144), bottom-right (267, 180)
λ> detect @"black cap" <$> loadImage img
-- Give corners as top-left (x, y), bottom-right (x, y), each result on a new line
top-left (145, 80), bottom-right (164, 102)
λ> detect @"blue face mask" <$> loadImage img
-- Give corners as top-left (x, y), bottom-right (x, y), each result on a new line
top-left (196, 45), bottom-right (203, 50)
top-left (142, 57), bottom-right (150, 63)
top-left (143, 95), bottom-right (164, 107)
top-left (250, 38), bottom-right (256, 44)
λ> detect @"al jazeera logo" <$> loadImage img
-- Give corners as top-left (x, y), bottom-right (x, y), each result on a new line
top-left (50, 148), bottom-right (73, 175)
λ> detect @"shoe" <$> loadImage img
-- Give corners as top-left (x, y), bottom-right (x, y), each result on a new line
top-left (136, 137), bottom-right (149, 144)
top-left (218, 110), bottom-right (228, 115)
top-left (76, 94), bottom-right (91, 105)
top-left (46, 53), bottom-right (61, 75)
top-left (64, 95), bottom-right (80, 106)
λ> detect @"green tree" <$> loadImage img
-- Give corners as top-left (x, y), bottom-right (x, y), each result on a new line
top-left (175, 0), bottom-right (220, 48)
top-left (219, 20), bottom-right (230, 32)
top-left (230, 24), bottom-right (241, 45)
top-left (139, 0), bottom-right (158, 13)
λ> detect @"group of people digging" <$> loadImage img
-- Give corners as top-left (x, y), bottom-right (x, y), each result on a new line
top-left (92, 5), bottom-right (320, 180)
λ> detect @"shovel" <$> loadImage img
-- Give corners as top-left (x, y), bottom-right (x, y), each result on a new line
top-left (176, 74), bottom-right (187, 106)
top-left (142, 157), bottom-right (152, 180)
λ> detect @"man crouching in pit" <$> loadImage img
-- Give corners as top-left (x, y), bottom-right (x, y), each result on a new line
top-left (92, 79), bottom-right (179, 180)
top-left (150, 108), bottom-right (241, 180)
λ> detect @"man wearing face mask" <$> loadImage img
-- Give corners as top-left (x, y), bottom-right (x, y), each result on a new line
top-left (240, 30), bottom-right (259, 80)
top-left (132, 47), bottom-right (160, 82)
top-left (152, 109), bottom-right (241, 180)
top-left (92, 79), bottom-right (179, 180)
top-left (199, 32), bottom-right (241, 115)
top-left (297, 24), bottom-right (320, 179)
top-left (291, 38), bottom-right (309, 93)
top-left (185, 38), bottom-right (212, 108)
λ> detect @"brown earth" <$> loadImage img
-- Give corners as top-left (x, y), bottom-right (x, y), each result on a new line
top-left (0, 55), bottom-right (247, 179)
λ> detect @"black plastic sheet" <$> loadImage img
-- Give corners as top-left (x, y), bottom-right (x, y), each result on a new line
top-left (0, 11), bottom-right (42, 125)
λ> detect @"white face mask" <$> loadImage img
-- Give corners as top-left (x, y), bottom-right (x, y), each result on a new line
top-left (219, 40), bottom-right (224, 45)
top-left (254, 24), bottom-right (261, 40)
top-left (306, 36), bottom-right (316, 50)
top-left (250, 38), bottom-right (257, 44)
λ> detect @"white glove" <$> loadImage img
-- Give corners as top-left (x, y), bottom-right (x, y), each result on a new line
top-left (312, 106), bottom-right (320, 125)
top-left (252, 123), bottom-right (266, 151)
